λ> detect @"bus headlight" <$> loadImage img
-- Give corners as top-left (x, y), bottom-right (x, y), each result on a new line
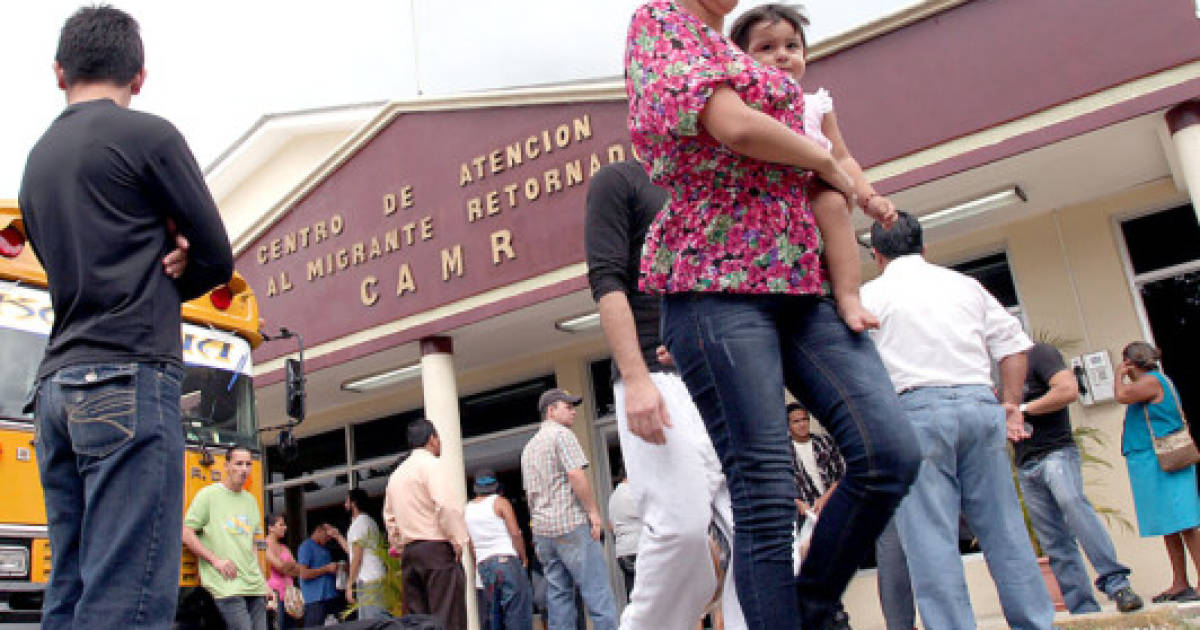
top-left (0, 545), bottom-right (29, 577)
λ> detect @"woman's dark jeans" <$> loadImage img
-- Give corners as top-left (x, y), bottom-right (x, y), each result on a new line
top-left (662, 294), bottom-right (920, 630)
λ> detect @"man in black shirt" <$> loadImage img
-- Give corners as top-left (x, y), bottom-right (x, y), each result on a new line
top-left (1015, 342), bottom-right (1142, 614)
top-left (19, 7), bottom-right (233, 628)
top-left (585, 160), bottom-right (744, 630)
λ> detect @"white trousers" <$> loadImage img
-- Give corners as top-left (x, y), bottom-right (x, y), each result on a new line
top-left (614, 372), bottom-right (746, 630)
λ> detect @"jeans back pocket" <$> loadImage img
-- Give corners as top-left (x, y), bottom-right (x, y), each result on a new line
top-left (55, 364), bottom-right (138, 459)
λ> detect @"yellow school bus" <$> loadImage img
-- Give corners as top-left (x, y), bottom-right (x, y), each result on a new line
top-left (0, 200), bottom-right (267, 623)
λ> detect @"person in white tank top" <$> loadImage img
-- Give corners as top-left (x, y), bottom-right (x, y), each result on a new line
top-left (465, 469), bottom-right (533, 630)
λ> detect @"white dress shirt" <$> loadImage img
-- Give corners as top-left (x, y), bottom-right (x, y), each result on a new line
top-left (860, 255), bottom-right (1032, 393)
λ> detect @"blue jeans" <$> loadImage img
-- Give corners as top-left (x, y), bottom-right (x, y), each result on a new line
top-left (356, 579), bottom-right (388, 620)
top-left (214, 595), bottom-right (268, 630)
top-left (303, 599), bottom-right (337, 627)
top-left (894, 385), bottom-right (1054, 630)
top-left (34, 362), bottom-right (184, 630)
top-left (875, 518), bottom-right (915, 630)
top-left (532, 524), bottom-right (617, 630)
top-left (1018, 445), bottom-right (1132, 613)
top-left (662, 294), bottom-right (920, 630)
top-left (479, 555), bottom-right (533, 630)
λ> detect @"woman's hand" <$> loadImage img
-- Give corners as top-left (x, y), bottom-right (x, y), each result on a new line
top-left (1117, 360), bottom-right (1135, 382)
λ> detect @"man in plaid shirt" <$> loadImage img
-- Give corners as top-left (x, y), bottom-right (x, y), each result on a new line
top-left (521, 388), bottom-right (618, 630)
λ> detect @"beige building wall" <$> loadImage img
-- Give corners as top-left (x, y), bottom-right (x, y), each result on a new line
top-left (843, 178), bottom-right (1191, 628)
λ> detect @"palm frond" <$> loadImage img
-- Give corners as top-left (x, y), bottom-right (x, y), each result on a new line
top-left (340, 530), bottom-right (405, 620)
top-left (1029, 328), bottom-right (1082, 352)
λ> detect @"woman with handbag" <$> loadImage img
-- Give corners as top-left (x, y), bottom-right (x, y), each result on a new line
top-left (265, 513), bottom-right (304, 629)
top-left (1115, 341), bottom-right (1200, 603)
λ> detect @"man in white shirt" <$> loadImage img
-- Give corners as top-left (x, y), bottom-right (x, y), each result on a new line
top-left (607, 471), bottom-right (642, 600)
top-left (344, 488), bottom-right (387, 620)
top-left (860, 213), bottom-right (1053, 630)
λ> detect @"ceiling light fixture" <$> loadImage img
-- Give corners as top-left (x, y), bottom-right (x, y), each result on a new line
top-left (555, 312), bottom-right (601, 333)
top-left (857, 186), bottom-right (1027, 248)
top-left (341, 362), bottom-right (422, 393)
top-left (918, 186), bottom-right (1027, 230)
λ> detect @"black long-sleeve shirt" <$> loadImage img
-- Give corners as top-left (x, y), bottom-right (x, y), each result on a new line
top-left (19, 99), bottom-right (234, 378)
top-left (584, 160), bottom-right (669, 381)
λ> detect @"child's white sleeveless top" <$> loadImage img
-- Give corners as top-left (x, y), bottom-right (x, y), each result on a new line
top-left (803, 88), bottom-right (834, 151)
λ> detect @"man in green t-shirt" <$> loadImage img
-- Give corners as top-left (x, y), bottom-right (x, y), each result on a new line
top-left (183, 446), bottom-right (270, 630)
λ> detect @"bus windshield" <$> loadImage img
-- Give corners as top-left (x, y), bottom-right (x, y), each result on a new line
top-left (181, 326), bottom-right (258, 451)
top-left (181, 365), bottom-right (257, 451)
top-left (0, 283), bottom-right (52, 421)
top-left (0, 326), bottom-right (47, 420)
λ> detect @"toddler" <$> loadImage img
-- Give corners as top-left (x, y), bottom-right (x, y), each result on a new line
top-left (731, 4), bottom-right (897, 332)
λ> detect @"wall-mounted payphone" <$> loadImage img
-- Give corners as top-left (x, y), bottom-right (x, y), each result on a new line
top-left (1070, 350), bottom-right (1116, 406)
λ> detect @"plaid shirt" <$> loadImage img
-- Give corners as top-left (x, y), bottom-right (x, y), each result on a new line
top-left (791, 434), bottom-right (845, 505)
top-left (522, 421), bottom-right (589, 537)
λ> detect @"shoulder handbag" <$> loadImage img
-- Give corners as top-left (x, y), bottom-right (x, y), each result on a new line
top-left (1144, 375), bottom-right (1200, 473)
top-left (283, 583), bottom-right (305, 620)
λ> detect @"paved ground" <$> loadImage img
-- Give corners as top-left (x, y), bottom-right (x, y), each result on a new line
top-left (978, 602), bottom-right (1200, 630)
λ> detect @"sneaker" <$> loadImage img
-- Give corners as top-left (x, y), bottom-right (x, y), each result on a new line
top-left (1112, 587), bottom-right (1144, 612)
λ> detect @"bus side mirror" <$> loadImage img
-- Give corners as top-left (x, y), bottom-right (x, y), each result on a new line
top-left (286, 358), bottom-right (305, 421)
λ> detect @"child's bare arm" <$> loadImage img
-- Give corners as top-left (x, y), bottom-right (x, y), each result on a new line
top-left (821, 112), bottom-right (896, 226)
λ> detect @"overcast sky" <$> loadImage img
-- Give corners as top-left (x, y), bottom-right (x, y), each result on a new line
top-left (0, 0), bottom-right (912, 197)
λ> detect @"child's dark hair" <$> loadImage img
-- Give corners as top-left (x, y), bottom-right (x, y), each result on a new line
top-left (729, 3), bottom-right (810, 52)
top-left (55, 5), bottom-right (144, 87)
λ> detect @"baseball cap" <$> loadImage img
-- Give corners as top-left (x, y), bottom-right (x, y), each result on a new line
top-left (538, 387), bottom-right (583, 417)
top-left (473, 468), bottom-right (500, 494)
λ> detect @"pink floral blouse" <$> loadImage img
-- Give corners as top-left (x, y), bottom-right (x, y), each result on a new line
top-left (625, 0), bottom-right (828, 296)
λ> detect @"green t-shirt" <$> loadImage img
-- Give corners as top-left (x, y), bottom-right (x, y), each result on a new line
top-left (184, 484), bottom-right (267, 598)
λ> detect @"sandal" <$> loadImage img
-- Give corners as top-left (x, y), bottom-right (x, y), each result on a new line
top-left (1152, 586), bottom-right (1200, 603)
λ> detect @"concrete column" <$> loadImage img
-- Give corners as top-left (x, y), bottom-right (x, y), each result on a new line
top-left (1166, 99), bottom-right (1200, 222)
top-left (552, 356), bottom-right (600, 487)
top-left (419, 336), bottom-right (478, 630)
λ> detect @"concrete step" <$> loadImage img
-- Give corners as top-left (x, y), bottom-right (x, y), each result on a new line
top-left (975, 601), bottom-right (1200, 629)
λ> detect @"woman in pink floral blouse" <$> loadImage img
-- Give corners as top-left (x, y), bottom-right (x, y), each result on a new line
top-left (624, 2), bottom-right (921, 629)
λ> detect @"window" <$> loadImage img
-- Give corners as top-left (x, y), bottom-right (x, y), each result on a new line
top-left (266, 428), bottom-right (346, 482)
top-left (589, 359), bottom-right (615, 419)
top-left (1121, 205), bottom-right (1200, 275)
top-left (459, 375), bottom-right (556, 438)
top-left (351, 408), bottom-right (425, 462)
top-left (952, 252), bottom-right (1020, 309)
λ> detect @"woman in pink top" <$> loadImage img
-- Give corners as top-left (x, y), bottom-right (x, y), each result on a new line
top-left (265, 513), bottom-right (299, 630)
top-left (625, 2), bottom-right (920, 629)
